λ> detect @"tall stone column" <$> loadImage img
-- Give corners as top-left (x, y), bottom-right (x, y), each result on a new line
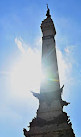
top-left (38, 14), bottom-right (62, 121)
top-left (41, 14), bottom-right (60, 92)
top-left (23, 7), bottom-right (75, 137)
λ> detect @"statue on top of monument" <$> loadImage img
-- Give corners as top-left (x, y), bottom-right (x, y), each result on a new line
top-left (46, 4), bottom-right (51, 17)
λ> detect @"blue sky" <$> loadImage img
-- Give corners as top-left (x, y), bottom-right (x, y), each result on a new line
top-left (0, 0), bottom-right (81, 137)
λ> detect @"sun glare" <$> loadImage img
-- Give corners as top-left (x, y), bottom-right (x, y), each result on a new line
top-left (10, 48), bottom-right (41, 99)
top-left (10, 46), bottom-right (71, 100)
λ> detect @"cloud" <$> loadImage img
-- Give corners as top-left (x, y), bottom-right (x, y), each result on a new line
top-left (15, 38), bottom-right (25, 54)
top-left (64, 47), bottom-right (70, 53)
top-left (0, 71), bottom-right (11, 75)
top-left (57, 48), bottom-right (72, 87)
top-left (64, 46), bottom-right (76, 54)
top-left (10, 38), bottom-right (41, 102)
top-left (34, 37), bottom-right (42, 48)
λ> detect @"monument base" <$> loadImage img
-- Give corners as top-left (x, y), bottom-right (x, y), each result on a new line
top-left (23, 111), bottom-right (75, 137)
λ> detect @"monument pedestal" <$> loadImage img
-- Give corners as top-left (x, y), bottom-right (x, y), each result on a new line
top-left (23, 88), bottom-right (75, 137)
top-left (24, 111), bottom-right (75, 137)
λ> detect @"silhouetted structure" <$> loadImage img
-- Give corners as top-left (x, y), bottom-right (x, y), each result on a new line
top-left (23, 6), bottom-right (75, 137)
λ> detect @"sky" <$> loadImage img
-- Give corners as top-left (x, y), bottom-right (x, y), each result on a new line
top-left (0, 0), bottom-right (81, 137)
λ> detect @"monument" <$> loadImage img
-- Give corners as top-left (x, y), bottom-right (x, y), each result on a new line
top-left (23, 6), bottom-right (75, 137)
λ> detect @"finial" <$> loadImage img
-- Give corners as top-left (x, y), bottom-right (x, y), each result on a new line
top-left (47, 4), bottom-right (48, 10)
top-left (46, 4), bottom-right (51, 17)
